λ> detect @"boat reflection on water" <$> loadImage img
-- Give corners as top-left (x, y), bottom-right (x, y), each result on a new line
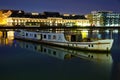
top-left (15, 40), bottom-right (73, 60)
top-left (14, 40), bottom-right (113, 63)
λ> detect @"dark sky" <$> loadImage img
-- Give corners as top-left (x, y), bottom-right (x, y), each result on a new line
top-left (1, 0), bottom-right (120, 14)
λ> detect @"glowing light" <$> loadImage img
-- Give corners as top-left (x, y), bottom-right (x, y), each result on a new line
top-left (7, 31), bottom-right (14, 40)
top-left (105, 30), bottom-right (109, 33)
top-left (113, 29), bottom-right (118, 33)
top-left (0, 10), bottom-right (12, 25)
top-left (92, 30), bottom-right (99, 33)
top-left (75, 22), bottom-right (82, 26)
top-left (75, 21), bottom-right (90, 26)
top-left (81, 30), bottom-right (88, 39)
top-left (0, 31), bottom-right (2, 38)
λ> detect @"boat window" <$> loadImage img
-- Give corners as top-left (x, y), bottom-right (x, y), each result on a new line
top-left (44, 35), bottom-right (46, 39)
top-left (91, 44), bottom-right (93, 47)
top-left (88, 44), bottom-right (94, 47)
top-left (53, 35), bottom-right (56, 39)
top-left (30, 34), bottom-right (32, 36)
top-left (26, 33), bottom-right (28, 36)
top-left (34, 34), bottom-right (37, 37)
top-left (58, 35), bottom-right (62, 40)
top-left (88, 45), bottom-right (90, 47)
top-left (48, 35), bottom-right (51, 39)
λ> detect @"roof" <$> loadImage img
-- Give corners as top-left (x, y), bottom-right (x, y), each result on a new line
top-left (0, 9), bottom-right (87, 19)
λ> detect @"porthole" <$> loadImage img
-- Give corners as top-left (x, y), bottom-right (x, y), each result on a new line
top-left (88, 44), bottom-right (94, 47)
top-left (88, 45), bottom-right (90, 47)
top-left (91, 44), bottom-right (93, 47)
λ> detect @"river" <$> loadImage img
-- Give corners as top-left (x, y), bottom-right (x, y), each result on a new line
top-left (0, 29), bottom-right (120, 80)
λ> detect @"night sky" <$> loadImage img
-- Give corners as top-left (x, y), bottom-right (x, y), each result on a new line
top-left (1, 0), bottom-right (120, 14)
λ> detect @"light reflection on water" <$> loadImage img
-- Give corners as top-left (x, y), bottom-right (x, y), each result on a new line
top-left (0, 29), bottom-right (120, 80)
top-left (0, 30), bottom-right (14, 46)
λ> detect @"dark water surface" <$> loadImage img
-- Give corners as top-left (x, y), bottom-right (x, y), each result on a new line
top-left (0, 29), bottom-right (120, 80)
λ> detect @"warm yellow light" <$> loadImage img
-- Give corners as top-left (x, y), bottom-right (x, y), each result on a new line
top-left (0, 10), bottom-right (12, 25)
top-left (75, 20), bottom-right (90, 26)
top-left (7, 31), bottom-right (14, 40)
top-left (81, 30), bottom-right (88, 39)
top-left (75, 22), bottom-right (82, 26)
top-left (0, 31), bottom-right (2, 38)
top-left (5, 38), bottom-right (9, 45)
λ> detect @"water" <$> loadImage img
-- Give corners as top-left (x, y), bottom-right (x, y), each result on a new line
top-left (0, 29), bottom-right (120, 80)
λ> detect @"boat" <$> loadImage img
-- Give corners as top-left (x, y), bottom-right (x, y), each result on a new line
top-left (14, 29), bottom-right (114, 52)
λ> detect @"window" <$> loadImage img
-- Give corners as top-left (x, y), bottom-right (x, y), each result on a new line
top-left (88, 45), bottom-right (90, 47)
top-left (53, 35), bottom-right (56, 39)
top-left (91, 44), bottom-right (93, 47)
top-left (34, 34), bottom-right (37, 37)
top-left (88, 44), bottom-right (94, 47)
top-left (30, 34), bottom-right (32, 36)
top-left (26, 33), bottom-right (28, 36)
top-left (58, 35), bottom-right (62, 40)
top-left (44, 35), bottom-right (46, 38)
top-left (48, 35), bottom-right (51, 39)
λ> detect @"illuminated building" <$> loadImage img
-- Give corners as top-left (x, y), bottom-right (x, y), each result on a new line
top-left (86, 11), bottom-right (112, 26)
top-left (86, 11), bottom-right (120, 26)
top-left (0, 9), bottom-right (90, 27)
top-left (106, 13), bottom-right (120, 26)
top-left (0, 10), bottom-right (12, 25)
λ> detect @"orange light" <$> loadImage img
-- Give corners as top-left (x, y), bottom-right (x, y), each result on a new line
top-left (0, 10), bottom-right (12, 25)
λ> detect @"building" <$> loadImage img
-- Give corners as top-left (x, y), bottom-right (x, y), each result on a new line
top-left (86, 11), bottom-right (120, 26)
top-left (105, 13), bottom-right (120, 26)
top-left (0, 9), bottom-right (90, 27)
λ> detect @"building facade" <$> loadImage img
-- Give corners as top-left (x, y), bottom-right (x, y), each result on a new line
top-left (0, 10), bottom-right (90, 27)
top-left (86, 11), bottom-right (120, 26)
top-left (105, 13), bottom-right (120, 26)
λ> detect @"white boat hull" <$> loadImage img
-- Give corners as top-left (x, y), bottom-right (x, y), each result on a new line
top-left (14, 30), bottom-right (114, 52)
top-left (42, 39), bottom-right (113, 52)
